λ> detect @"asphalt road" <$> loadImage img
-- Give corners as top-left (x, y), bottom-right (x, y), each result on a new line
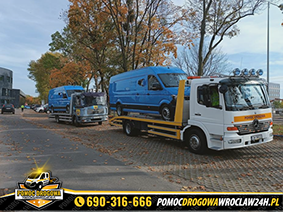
top-left (0, 110), bottom-right (182, 194)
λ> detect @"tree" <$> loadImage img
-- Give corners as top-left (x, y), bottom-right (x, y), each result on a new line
top-left (49, 59), bottom-right (92, 88)
top-left (28, 52), bottom-right (61, 102)
top-left (172, 42), bottom-right (230, 76)
top-left (102, 0), bottom-right (192, 71)
top-left (186, 0), bottom-right (265, 76)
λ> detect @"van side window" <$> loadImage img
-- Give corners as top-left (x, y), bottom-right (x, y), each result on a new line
top-left (148, 75), bottom-right (161, 90)
top-left (138, 79), bottom-right (145, 86)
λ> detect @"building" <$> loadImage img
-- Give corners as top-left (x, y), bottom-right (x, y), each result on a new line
top-left (0, 67), bottom-right (25, 108)
top-left (269, 82), bottom-right (280, 101)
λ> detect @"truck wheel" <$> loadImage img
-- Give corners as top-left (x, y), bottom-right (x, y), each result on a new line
top-left (51, 106), bottom-right (54, 113)
top-left (73, 116), bottom-right (80, 127)
top-left (98, 122), bottom-right (102, 125)
top-left (123, 120), bottom-right (138, 136)
top-left (160, 104), bottom-right (173, 121)
top-left (185, 128), bottom-right (208, 154)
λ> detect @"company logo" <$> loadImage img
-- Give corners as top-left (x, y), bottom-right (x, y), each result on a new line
top-left (252, 119), bottom-right (259, 130)
top-left (15, 170), bottom-right (63, 209)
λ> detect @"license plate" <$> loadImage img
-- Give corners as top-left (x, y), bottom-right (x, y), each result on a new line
top-left (251, 134), bottom-right (262, 143)
top-left (6, 108), bottom-right (10, 109)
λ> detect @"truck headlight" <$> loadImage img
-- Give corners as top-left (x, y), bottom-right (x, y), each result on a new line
top-left (228, 139), bottom-right (241, 144)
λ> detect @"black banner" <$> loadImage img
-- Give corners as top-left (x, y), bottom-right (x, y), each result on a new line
top-left (1, 190), bottom-right (282, 211)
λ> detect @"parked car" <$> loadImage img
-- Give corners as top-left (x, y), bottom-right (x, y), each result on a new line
top-left (35, 104), bottom-right (48, 113)
top-left (1, 104), bottom-right (15, 114)
top-left (33, 104), bottom-right (41, 111)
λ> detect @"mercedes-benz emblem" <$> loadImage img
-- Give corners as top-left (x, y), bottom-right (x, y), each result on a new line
top-left (253, 119), bottom-right (259, 130)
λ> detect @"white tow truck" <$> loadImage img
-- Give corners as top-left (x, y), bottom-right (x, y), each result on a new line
top-left (50, 92), bottom-right (108, 126)
top-left (110, 69), bottom-right (273, 154)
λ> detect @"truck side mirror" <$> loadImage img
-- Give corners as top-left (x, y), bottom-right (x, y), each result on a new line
top-left (219, 84), bottom-right (228, 94)
top-left (62, 93), bottom-right (67, 99)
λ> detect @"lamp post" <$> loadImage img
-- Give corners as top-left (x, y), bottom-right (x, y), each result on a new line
top-left (267, 2), bottom-right (283, 94)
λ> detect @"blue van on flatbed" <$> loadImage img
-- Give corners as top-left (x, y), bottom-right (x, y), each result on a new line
top-left (48, 85), bottom-right (85, 113)
top-left (109, 66), bottom-right (190, 121)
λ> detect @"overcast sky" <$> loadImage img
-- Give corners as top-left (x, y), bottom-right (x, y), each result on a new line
top-left (0, 0), bottom-right (282, 98)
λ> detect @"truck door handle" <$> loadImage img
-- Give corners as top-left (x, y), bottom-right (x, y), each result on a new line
top-left (195, 113), bottom-right (201, 116)
top-left (136, 93), bottom-right (139, 95)
top-left (147, 93), bottom-right (150, 95)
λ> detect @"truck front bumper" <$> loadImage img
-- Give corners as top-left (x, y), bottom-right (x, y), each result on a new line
top-left (78, 115), bottom-right (108, 123)
top-left (222, 129), bottom-right (273, 150)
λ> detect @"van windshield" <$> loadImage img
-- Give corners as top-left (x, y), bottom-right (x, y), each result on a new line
top-left (158, 73), bottom-right (188, 87)
top-left (67, 89), bottom-right (84, 97)
top-left (27, 173), bottom-right (41, 179)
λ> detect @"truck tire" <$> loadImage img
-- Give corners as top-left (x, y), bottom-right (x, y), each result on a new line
top-left (123, 120), bottom-right (138, 136)
top-left (185, 128), bottom-right (208, 154)
top-left (73, 116), bottom-right (80, 127)
top-left (98, 122), bottom-right (102, 125)
top-left (160, 104), bottom-right (173, 121)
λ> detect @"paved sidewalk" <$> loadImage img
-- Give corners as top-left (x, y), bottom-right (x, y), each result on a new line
top-left (19, 109), bottom-right (283, 192)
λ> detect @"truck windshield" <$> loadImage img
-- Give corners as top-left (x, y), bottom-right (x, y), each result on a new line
top-left (158, 73), bottom-right (188, 87)
top-left (83, 95), bottom-right (106, 106)
top-left (224, 83), bottom-right (270, 111)
top-left (27, 173), bottom-right (41, 179)
top-left (67, 90), bottom-right (84, 97)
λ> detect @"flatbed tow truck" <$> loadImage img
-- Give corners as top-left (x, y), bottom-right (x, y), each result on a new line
top-left (110, 69), bottom-right (273, 154)
top-left (49, 92), bottom-right (108, 126)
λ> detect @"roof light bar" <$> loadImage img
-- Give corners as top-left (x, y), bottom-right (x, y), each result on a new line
top-left (249, 69), bottom-right (256, 76)
top-left (256, 69), bottom-right (263, 76)
top-left (241, 68), bottom-right (249, 76)
top-left (233, 68), bottom-right (240, 76)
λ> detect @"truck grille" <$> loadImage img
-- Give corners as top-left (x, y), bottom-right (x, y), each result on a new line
top-left (235, 121), bottom-right (270, 135)
top-left (87, 108), bottom-right (104, 115)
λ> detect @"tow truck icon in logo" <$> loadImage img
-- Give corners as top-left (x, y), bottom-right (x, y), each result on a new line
top-left (24, 171), bottom-right (58, 191)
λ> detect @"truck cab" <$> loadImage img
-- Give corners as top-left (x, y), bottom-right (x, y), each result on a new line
top-left (71, 92), bottom-right (108, 125)
top-left (184, 69), bottom-right (273, 153)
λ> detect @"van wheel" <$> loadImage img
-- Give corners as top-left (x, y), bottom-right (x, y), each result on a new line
top-left (37, 183), bottom-right (43, 191)
top-left (185, 128), bottom-right (208, 154)
top-left (116, 104), bottom-right (127, 116)
top-left (66, 105), bottom-right (70, 113)
top-left (123, 120), bottom-right (138, 136)
top-left (160, 104), bottom-right (173, 121)
top-left (55, 115), bottom-right (60, 123)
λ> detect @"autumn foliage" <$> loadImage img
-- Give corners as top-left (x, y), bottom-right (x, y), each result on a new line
top-left (47, 0), bottom-right (193, 96)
